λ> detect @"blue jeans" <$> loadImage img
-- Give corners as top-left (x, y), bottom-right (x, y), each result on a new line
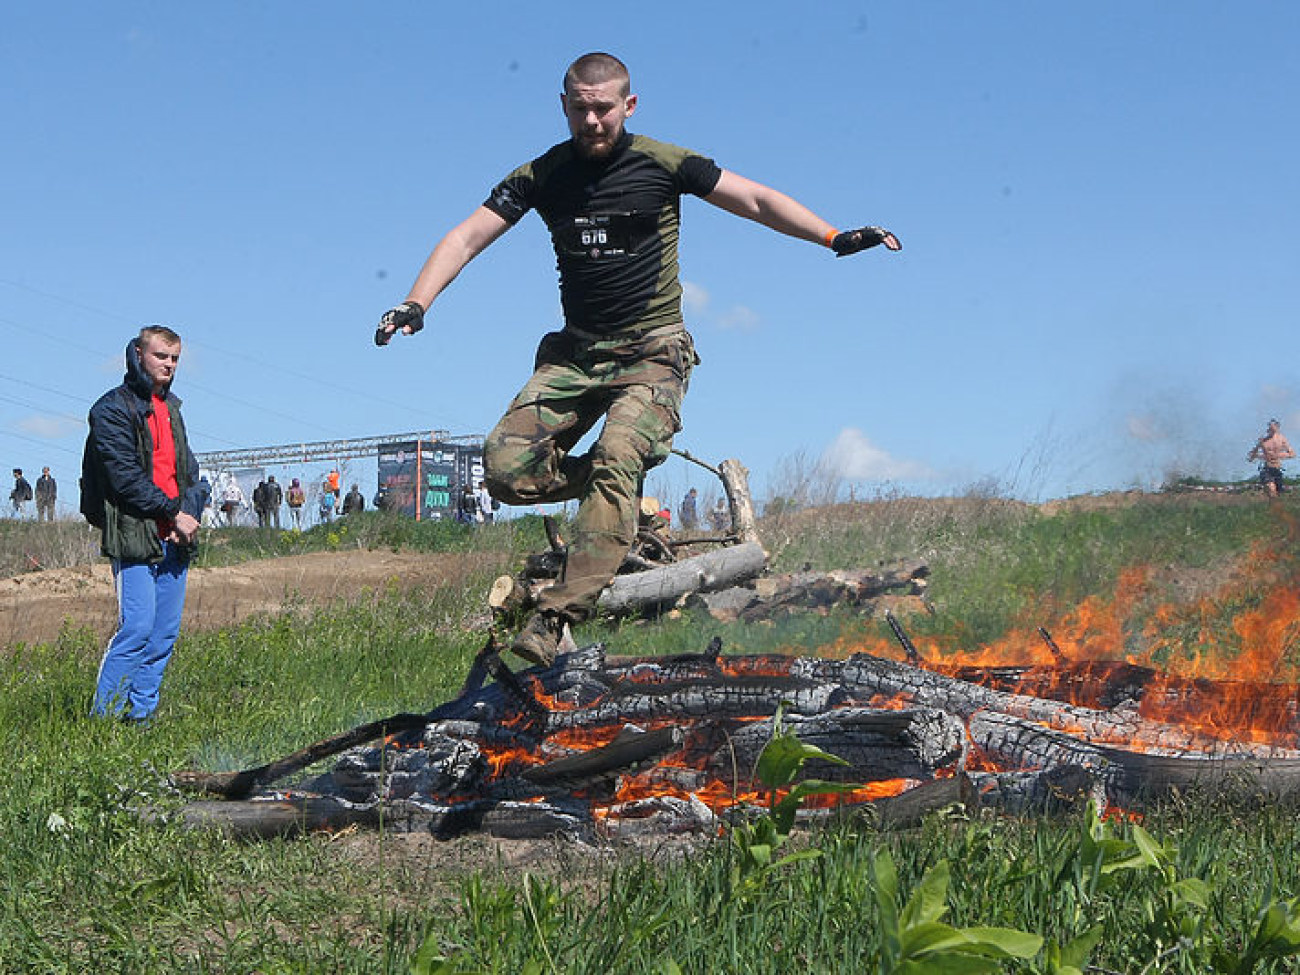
top-left (92, 541), bottom-right (190, 720)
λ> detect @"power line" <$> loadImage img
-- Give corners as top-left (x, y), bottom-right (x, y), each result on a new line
top-left (0, 371), bottom-right (88, 406)
top-left (0, 369), bottom-right (245, 449)
top-left (0, 391), bottom-right (83, 425)
top-left (0, 278), bottom-right (433, 424)
top-left (0, 314), bottom-right (318, 446)
top-left (0, 429), bottom-right (81, 458)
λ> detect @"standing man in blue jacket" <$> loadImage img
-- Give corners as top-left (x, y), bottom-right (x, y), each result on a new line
top-left (85, 325), bottom-right (208, 723)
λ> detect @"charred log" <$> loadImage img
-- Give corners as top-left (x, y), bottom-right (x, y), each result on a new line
top-left (708, 708), bottom-right (965, 784)
top-left (522, 725), bottom-right (683, 791)
top-left (968, 710), bottom-right (1300, 805)
top-left (169, 797), bottom-right (384, 839)
top-left (171, 711), bottom-right (431, 800)
top-left (796, 655), bottom-right (1300, 761)
top-left (967, 766), bottom-right (1103, 817)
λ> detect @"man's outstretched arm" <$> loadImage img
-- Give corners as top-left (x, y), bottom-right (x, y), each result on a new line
top-left (375, 206), bottom-right (512, 346)
top-left (704, 170), bottom-right (901, 254)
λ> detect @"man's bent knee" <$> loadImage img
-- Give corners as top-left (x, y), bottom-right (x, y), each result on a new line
top-left (485, 433), bottom-right (592, 506)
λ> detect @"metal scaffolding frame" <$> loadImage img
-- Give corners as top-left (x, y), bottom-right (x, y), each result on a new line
top-left (195, 430), bottom-right (483, 470)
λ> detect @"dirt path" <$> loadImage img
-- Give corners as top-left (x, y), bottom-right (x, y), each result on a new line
top-left (1, 549), bottom-right (495, 649)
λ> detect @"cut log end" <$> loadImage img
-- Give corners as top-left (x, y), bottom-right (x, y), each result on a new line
top-left (488, 575), bottom-right (532, 618)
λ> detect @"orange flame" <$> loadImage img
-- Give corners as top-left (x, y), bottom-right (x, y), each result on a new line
top-left (473, 518), bottom-right (1300, 823)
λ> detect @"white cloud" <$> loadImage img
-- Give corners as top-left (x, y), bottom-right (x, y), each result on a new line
top-left (681, 280), bottom-right (709, 316)
top-left (821, 427), bottom-right (933, 481)
top-left (717, 305), bottom-right (760, 332)
top-left (680, 280), bottom-right (759, 331)
top-left (17, 415), bottom-right (82, 438)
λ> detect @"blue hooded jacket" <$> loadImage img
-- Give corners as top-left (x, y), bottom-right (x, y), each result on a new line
top-left (84, 337), bottom-right (208, 561)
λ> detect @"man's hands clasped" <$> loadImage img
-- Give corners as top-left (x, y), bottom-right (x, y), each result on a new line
top-left (374, 300), bottom-right (426, 347)
top-left (831, 226), bottom-right (902, 257)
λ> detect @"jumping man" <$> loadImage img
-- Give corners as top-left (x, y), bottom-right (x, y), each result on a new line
top-left (375, 52), bottom-right (901, 665)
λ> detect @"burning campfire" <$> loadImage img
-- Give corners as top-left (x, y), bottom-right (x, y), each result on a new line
top-left (171, 526), bottom-right (1300, 841)
top-left (174, 610), bottom-right (1300, 841)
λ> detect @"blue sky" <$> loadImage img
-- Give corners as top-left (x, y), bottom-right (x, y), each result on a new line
top-left (2, 2), bottom-right (1297, 514)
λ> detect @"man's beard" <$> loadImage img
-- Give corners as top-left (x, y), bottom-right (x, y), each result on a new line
top-left (574, 125), bottom-right (623, 159)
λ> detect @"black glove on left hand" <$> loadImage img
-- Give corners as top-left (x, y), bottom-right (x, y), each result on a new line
top-left (374, 301), bottom-right (426, 347)
top-left (830, 226), bottom-right (902, 257)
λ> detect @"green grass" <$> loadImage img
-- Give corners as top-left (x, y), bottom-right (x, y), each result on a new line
top-left (4, 491), bottom-right (1300, 971)
top-left (189, 511), bottom-right (550, 569)
top-left (1, 586), bottom-right (486, 973)
top-left (401, 802), bottom-right (1300, 974)
top-left (0, 511), bottom-right (550, 577)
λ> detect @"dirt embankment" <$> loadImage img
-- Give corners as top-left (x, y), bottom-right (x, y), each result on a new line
top-left (0, 549), bottom-right (492, 649)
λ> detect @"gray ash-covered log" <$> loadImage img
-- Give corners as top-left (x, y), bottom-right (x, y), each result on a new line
top-left (170, 642), bottom-right (1300, 841)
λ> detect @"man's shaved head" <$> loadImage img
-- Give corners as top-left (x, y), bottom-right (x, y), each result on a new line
top-left (563, 52), bottom-right (630, 98)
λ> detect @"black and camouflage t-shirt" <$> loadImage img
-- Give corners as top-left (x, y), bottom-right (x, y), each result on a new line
top-left (484, 131), bottom-right (722, 336)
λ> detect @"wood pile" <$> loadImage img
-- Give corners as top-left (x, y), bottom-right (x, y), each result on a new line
top-left (169, 641), bottom-right (1300, 841)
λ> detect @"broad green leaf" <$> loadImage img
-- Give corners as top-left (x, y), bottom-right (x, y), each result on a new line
top-left (744, 842), bottom-right (772, 868)
top-left (770, 779), bottom-right (863, 832)
top-left (900, 861), bottom-right (951, 929)
top-left (1254, 901), bottom-right (1287, 943)
top-left (897, 955), bottom-right (1001, 975)
top-left (1130, 823), bottom-right (1169, 869)
top-left (874, 849), bottom-right (899, 905)
top-left (785, 778), bottom-right (863, 800)
top-left (1256, 900), bottom-right (1300, 953)
top-left (756, 734), bottom-right (809, 790)
top-left (874, 850), bottom-right (901, 960)
top-left (957, 926), bottom-right (1045, 958)
top-left (1057, 925), bottom-right (1104, 969)
top-left (1172, 877), bottom-right (1211, 910)
top-left (772, 848), bottom-right (824, 871)
top-left (756, 733), bottom-right (846, 790)
top-left (1098, 847), bottom-right (1149, 876)
top-left (899, 920), bottom-right (968, 955)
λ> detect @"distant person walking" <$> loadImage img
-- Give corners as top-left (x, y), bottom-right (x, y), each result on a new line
top-left (252, 479), bottom-right (271, 527)
top-left (709, 496), bottom-right (729, 532)
top-left (475, 481), bottom-right (495, 524)
top-left (264, 475), bottom-right (282, 528)
top-left (10, 468), bottom-right (32, 517)
top-left (219, 478), bottom-right (245, 526)
top-left (319, 481), bottom-right (336, 523)
top-left (679, 487), bottom-right (699, 531)
top-left (35, 467), bottom-right (57, 521)
top-left (85, 325), bottom-right (207, 723)
top-left (1248, 418), bottom-right (1296, 497)
top-left (342, 483), bottom-right (365, 515)
top-left (286, 477), bottom-right (306, 529)
top-left (455, 483), bottom-right (479, 524)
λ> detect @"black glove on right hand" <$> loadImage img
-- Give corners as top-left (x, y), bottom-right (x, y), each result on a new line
top-left (830, 226), bottom-right (902, 257)
top-left (374, 301), bottom-right (426, 347)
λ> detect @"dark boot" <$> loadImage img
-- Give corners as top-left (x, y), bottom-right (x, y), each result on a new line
top-left (510, 611), bottom-right (566, 667)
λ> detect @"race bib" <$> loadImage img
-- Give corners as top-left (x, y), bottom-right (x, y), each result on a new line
top-left (554, 211), bottom-right (657, 261)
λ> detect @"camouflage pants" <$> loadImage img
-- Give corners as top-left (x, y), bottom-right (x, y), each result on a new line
top-left (484, 324), bottom-right (698, 621)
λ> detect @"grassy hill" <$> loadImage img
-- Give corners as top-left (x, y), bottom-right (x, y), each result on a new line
top-left (2, 491), bottom-right (1299, 972)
